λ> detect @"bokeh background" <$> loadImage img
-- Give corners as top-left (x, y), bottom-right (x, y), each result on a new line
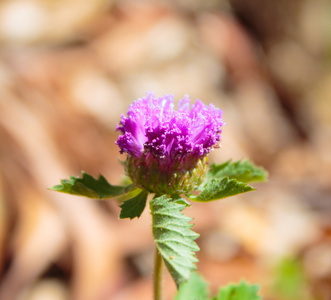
top-left (0, 0), bottom-right (330, 299)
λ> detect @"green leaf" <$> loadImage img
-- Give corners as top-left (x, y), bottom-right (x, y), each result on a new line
top-left (175, 272), bottom-right (209, 300)
top-left (215, 281), bottom-right (261, 300)
top-left (189, 177), bottom-right (255, 202)
top-left (119, 190), bottom-right (148, 219)
top-left (208, 160), bottom-right (268, 183)
top-left (150, 195), bottom-right (200, 288)
top-left (50, 171), bottom-right (133, 199)
top-left (116, 186), bottom-right (142, 203)
top-left (172, 196), bottom-right (191, 207)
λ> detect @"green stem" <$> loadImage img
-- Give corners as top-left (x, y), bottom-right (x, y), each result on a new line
top-left (154, 246), bottom-right (163, 300)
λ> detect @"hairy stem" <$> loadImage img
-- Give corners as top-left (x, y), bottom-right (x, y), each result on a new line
top-left (154, 247), bottom-right (163, 300)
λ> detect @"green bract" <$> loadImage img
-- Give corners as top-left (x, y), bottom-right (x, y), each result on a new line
top-left (126, 155), bottom-right (208, 195)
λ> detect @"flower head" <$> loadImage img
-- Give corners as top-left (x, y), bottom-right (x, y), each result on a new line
top-left (116, 92), bottom-right (224, 194)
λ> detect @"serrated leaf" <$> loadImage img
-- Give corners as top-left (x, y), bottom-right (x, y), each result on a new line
top-left (208, 160), bottom-right (268, 183)
top-left (215, 281), bottom-right (261, 300)
top-left (189, 177), bottom-right (254, 202)
top-left (150, 195), bottom-right (200, 288)
top-left (119, 190), bottom-right (148, 219)
top-left (50, 172), bottom-right (133, 199)
top-left (175, 272), bottom-right (209, 300)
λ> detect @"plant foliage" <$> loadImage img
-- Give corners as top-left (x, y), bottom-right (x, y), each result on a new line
top-left (50, 160), bottom-right (268, 297)
top-left (175, 273), bottom-right (261, 300)
top-left (50, 172), bottom-right (133, 199)
top-left (208, 160), bottom-right (268, 183)
top-left (175, 272), bottom-right (208, 300)
top-left (215, 281), bottom-right (261, 300)
top-left (188, 160), bottom-right (267, 202)
top-left (120, 190), bottom-right (148, 219)
top-left (150, 195), bottom-right (200, 288)
top-left (189, 177), bottom-right (254, 202)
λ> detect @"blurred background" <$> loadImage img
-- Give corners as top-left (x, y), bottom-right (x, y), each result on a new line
top-left (0, 0), bottom-right (330, 299)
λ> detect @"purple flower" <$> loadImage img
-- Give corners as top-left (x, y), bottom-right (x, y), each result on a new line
top-left (116, 92), bottom-right (224, 194)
